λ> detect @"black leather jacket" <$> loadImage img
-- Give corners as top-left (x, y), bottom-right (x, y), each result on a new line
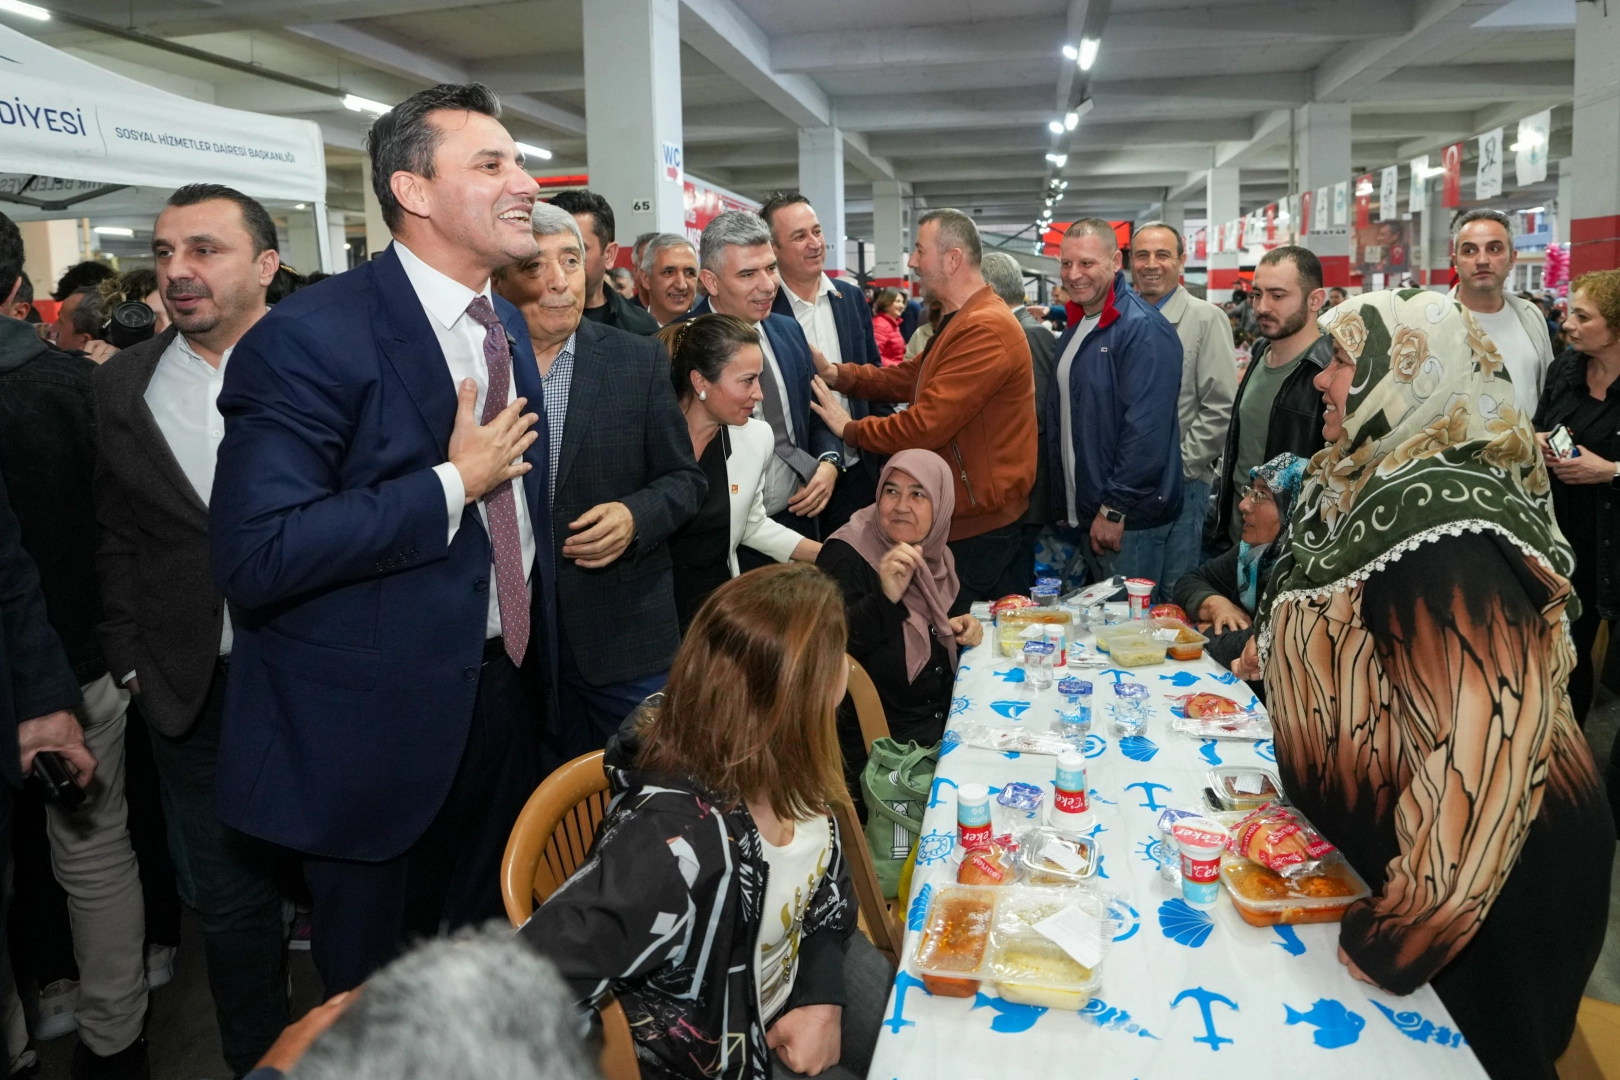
top-left (0, 319), bottom-right (105, 684)
top-left (1207, 332), bottom-right (1331, 551)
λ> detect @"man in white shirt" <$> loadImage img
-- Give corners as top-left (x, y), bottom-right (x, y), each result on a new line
top-left (91, 184), bottom-right (287, 1075)
top-left (762, 191), bottom-right (886, 533)
top-left (1450, 208), bottom-right (1554, 417)
top-left (206, 84), bottom-right (548, 994)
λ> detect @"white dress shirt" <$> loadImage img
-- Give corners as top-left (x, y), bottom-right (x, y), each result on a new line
top-left (144, 331), bottom-right (235, 658)
top-left (394, 240), bottom-right (536, 640)
top-left (753, 325), bottom-right (800, 516)
top-left (1472, 304), bottom-right (1545, 416)
top-left (784, 273), bottom-right (859, 467)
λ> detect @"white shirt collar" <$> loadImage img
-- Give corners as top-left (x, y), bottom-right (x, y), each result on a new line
top-left (786, 273), bottom-right (838, 311)
top-left (172, 332), bottom-right (234, 372)
top-left (392, 240), bottom-right (493, 331)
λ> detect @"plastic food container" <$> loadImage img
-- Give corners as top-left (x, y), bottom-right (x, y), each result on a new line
top-left (995, 606), bottom-right (1073, 658)
top-left (1110, 634), bottom-right (1169, 667)
top-left (913, 886), bottom-right (996, 996)
top-left (1148, 617), bottom-right (1210, 662)
top-left (1220, 853), bottom-right (1371, 926)
top-left (1018, 828), bottom-right (1098, 886)
top-left (1205, 767), bottom-right (1286, 812)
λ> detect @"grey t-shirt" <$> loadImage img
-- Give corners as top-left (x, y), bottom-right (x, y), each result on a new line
top-left (1230, 352), bottom-right (1301, 541)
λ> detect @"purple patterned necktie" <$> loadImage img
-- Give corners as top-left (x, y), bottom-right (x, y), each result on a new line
top-left (466, 296), bottom-right (529, 668)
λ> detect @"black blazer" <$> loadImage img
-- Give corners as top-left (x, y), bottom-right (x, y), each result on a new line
top-left (0, 465), bottom-right (82, 788)
top-left (547, 319), bottom-right (705, 686)
top-left (92, 327), bottom-right (229, 737)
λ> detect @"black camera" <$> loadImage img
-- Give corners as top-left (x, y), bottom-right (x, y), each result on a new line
top-left (103, 301), bottom-right (156, 350)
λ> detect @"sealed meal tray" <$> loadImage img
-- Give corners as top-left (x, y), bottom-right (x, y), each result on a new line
top-left (912, 886), bottom-right (997, 996)
top-left (1205, 766), bottom-right (1287, 812)
top-left (1148, 617), bottom-right (1210, 662)
top-left (1219, 851), bottom-right (1370, 926)
top-left (1110, 634), bottom-right (1168, 667)
top-left (985, 887), bottom-right (1109, 1009)
top-left (1091, 623), bottom-right (1150, 655)
top-left (1018, 828), bottom-right (1098, 886)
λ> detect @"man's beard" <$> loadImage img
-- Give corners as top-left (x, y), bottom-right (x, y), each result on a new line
top-left (1260, 303), bottom-right (1309, 341)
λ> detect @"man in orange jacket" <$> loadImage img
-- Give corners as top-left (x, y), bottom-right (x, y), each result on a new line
top-left (811, 208), bottom-right (1036, 612)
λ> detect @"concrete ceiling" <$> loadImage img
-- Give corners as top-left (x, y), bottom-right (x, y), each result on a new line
top-left (2, 0), bottom-right (1577, 238)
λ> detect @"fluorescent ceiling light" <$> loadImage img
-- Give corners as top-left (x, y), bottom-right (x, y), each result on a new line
top-left (1061, 43), bottom-right (1079, 61)
top-left (93, 226), bottom-right (134, 237)
top-left (1045, 153), bottom-right (1067, 167)
top-left (515, 141), bottom-right (553, 161)
top-left (0, 1), bottom-right (50, 21)
top-left (1059, 180), bottom-right (1069, 189)
top-left (343, 94), bottom-right (391, 115)
top-left (1078, 38), bottom-right (1100, 71)
top-left (1521, 205), bottom-right (1546, 214)
top-left (293, 203), bottom-right (306, 210)
top-left (1048, 120), bottom-right (1064, 135)
top-left (1044, 198), bottom-right (1054, 207)
top-left (1064, 111), bottom-right (1079, 131)
top-left (1053, 193), bottom-right (1064, 202)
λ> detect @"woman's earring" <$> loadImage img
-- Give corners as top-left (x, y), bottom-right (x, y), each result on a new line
top-left (698, 390), bottom-right (708, 401)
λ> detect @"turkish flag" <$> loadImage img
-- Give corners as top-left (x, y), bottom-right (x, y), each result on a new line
top-left (1442, 143), bottom-right (1463, 208)
top-left (1354, 175), bottom-right (1373, 228)
top-left (1301, 190), bottom-right (1314, 234)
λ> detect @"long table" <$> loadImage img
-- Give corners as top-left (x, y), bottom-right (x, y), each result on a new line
top-left (865, 630), bottom-right (1488, 1080)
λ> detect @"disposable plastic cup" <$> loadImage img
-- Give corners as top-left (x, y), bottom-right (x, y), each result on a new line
top-left (1125, 578), bottom-right (1155, 620)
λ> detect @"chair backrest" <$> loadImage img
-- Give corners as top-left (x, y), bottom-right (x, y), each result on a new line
top-left (845, 655), bottom-right (891, 755)
top-left (500, 750), bottom-right (639, 1080)
top-left (831, 794), bottom-right (902, 969)
top-left (501, 750), bottom-right (612, 925)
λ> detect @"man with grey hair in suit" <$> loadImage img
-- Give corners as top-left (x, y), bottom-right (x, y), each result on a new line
top-left (494, 201), bottom-right (704, 763)
top-left (639, 233), bottom-right (700, 327)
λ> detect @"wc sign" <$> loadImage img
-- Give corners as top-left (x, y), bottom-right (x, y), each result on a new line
top-left (661, 142), bottom-right (682, 184)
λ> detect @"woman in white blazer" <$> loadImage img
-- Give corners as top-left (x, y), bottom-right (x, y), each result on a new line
top-left (658, 316), bottom-right (820, 627)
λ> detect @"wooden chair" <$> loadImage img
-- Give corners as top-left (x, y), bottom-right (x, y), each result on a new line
top-left (1558, 996), bottom-right (1620, 1080)
top-left (500, 750), bottom-right (639, 1080)
top-left (846, 654), bottom-right (892, 753)
top-left (832, 793), bottom-right (903, 969)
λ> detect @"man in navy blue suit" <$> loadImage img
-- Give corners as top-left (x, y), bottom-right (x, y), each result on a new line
top-left (210, 83), bottom-right (549, 994)
top-left (761, 190), bottom-right (887, 534)
top-left (687, 211), bottom-right (841, 567)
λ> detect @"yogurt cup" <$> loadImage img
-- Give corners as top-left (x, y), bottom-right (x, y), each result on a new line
top-left (1125, 578), bottom-right (1155, 620)
top-left (1172, 819), bottom-right (1228, 906)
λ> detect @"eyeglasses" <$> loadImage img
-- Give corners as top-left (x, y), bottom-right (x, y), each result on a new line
top-left (1239, 485), bottom-right (1273, 503)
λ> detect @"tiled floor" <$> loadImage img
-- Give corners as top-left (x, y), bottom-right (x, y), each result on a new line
top-left (25, 693), bottom-right (1620, 1079)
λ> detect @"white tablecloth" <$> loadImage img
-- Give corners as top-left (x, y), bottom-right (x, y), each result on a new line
top-left (866, 632), bottom-right (1488, 1080)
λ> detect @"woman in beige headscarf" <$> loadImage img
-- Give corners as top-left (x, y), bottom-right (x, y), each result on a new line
top-left (1259, 290), bottom-right (1613, 1080)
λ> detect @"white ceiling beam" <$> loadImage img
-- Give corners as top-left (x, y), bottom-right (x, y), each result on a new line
top-left (773, 18), bottom-right (1062, 74)
top-left (1099, 73), bottom-right (1310, 107)
top-left (1361, 62), bottom-right (1573, 100)
top-left (1213, 108), bottom-right (1292, 167)
top-left (1105, 0), bottom-right (1410, 45)
top-left (1312, 0), bottom-right (1516, 103)
top-left (284, 23), bottom-right (586, 136)
top-left (464, 55), bottom-right (585, 95)
top-left (841, 129), bottom-right (896, 181)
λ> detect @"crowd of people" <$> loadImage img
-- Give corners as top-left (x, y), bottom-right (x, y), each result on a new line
top-left (0, 80), bottom-right (1614, 1080)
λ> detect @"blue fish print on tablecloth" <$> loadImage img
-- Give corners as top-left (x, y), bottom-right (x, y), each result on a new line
top-left (992, 667), bottom-right (1025, 683)
top-left (1159, 671), bottom-right (1200, 687)
top-left (1208, 669), bottom-right (1241, 685)
top-left (1079, 996), bottom-right (1160, 1039)
top-left (972, 993), bottom-right (1045, 1033)
top-left (907, 884), bottom-right (933, 931)
top-left (1368, 1001), bottom-right (1468, 1047)
top-left (1285, 999), bottom-right (1365, 1048)
top-left (1198, 738), bottom-right (1222, 766)
top-left (1273, 925), bottom-right (1305, 956)
top-left (1158, 898), bottom-right (1214, 948)
top-left (1120, 735), bottom-right (1159, 761)
top-left (989, 700), bottom-right (1032, 720)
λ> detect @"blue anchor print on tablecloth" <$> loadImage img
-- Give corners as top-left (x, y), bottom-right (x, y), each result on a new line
top-left (989, 700), bottom-right (1032, 720)
top-left (1082, 733), bottom-right (1107, 758)
top-left (928, 776), bottom-right (957, 808)
top-left (1107, 898), bottom-right (1140, 942)
top-left (883, 970), bottom-right (927, 1033)
top-left (1198, 738), bottom-right (1222, 766)
top-left (992, 666), bottom-right (1025, 683)
top-left (1160, 671), bottom-right (1201, 688)
top-left (1273, 925), bottom-right (1306, 956)
top-left (1171, 987), bottom-right (1238, 1051)
top-left (1368, 1001), bottom-right (1468, 1047)
top-left (1285, 999), bottom-right (1365, 1048)
top-left (1208, 669), bottom-right (1242, 685)
top-left (1100, 668), bottom-right (1134, 683)
top-left (972, 992), bottom-right (1046, 1033)
top-left (1158, 898), bottom-right (1215, 948)
top-left (1120, 735), bottom-right (1159, 761)
top-left (916, 830), bottom-right (954, 866)
top-left (906, 884), bottom-right (933, 931)
top-left (1125, 780), bottom-right (1172, 811)
top-left (1080, 997), bottom-right (1161, 1039)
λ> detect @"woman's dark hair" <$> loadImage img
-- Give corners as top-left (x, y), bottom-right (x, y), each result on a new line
top-left (655, 313), bottom-right (760, 403)
top-left (873, 287), bottom-right (902, 316)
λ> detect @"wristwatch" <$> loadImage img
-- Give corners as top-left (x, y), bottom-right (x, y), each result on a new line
top-left (818, 451), bottom-right (845, 474)
top-left (1100, 505), bottom-right (1125, 524)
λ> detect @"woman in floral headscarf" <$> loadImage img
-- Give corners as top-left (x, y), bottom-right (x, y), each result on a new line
top-left (1259, 290), bottom-right (1614, 1080)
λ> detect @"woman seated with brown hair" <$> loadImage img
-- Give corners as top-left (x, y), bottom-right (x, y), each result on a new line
top-left (519, 564), bottom-right (892, 1080)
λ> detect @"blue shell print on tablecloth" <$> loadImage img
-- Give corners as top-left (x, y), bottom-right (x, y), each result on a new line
top-left (1158, 898), bottom-right (1214, 947)
top-left (1119, 735), bottom-right (1159, 761)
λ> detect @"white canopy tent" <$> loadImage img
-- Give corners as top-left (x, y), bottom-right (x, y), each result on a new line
top-left (0, 22), bottom-right (333, 270)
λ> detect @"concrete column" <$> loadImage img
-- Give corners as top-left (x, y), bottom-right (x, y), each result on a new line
top-left (1293, 103), bottom-right (1352, 288)
top-left (1419, 173), bottom-right (1451, 291)
top-left (583, 0), bottom-right (686, 239)
top-left (284, 208), bottom-right (321, 277)
top-left (871, 179), bottom-right (909, 287)
top-left (1570, 0), bottom-right (1620, 277)
top-left (361, 161), bottom-right (390, 260)
top-left (17, 220), bottom-right (81, 302)
top-left (1206, 167), bottom-right (1240, 303)
top-left (1555, 159), bottom-right (1573, 245)
top-left (798, 126), bottom-right (846, 274)
top-left (1160, 201), bottom-right (1186, 238)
